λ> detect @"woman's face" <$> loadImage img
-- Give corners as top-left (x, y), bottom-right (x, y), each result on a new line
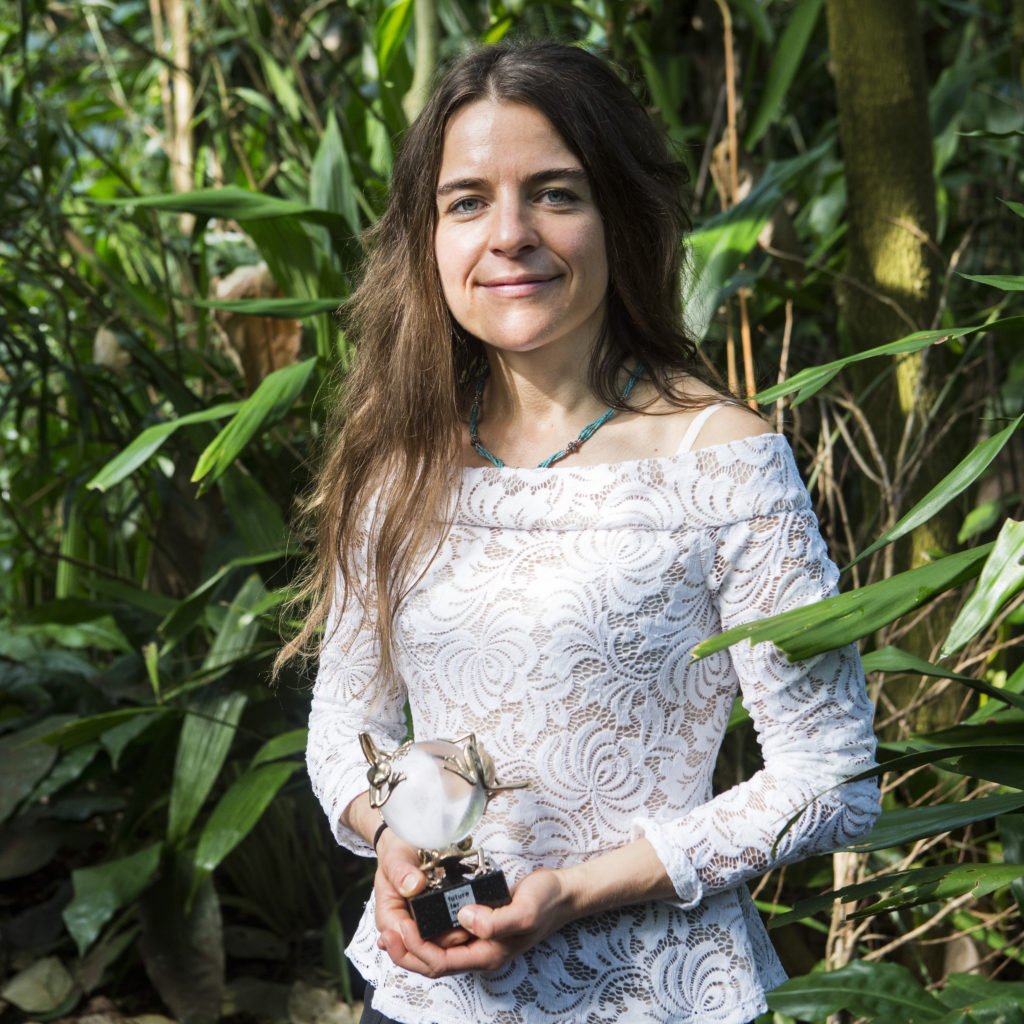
top-left (434, 99), bottom-right (608, 362)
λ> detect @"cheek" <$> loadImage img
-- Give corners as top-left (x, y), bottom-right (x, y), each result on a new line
top-left (560, 216), bottom-right (606, 272)
top-left (573, 224), bottom-right (608, 293)
top-left (435, 231), bottom-right (473, 303)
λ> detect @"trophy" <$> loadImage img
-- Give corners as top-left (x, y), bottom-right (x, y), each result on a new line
top-left (359, 733), bottom-right (527, 940)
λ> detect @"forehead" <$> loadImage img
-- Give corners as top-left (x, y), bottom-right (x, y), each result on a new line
top-left (437, 99), bottom-right (580, 179)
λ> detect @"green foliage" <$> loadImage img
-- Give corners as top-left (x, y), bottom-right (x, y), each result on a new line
top-left (943, 519), bottom-right (1024, 656)
top-left (768, 961), bottom-right (1024, 1022)
top-left (694, 544), bottom-right (994, 660)
top-left (64, 844), bottom-right (164, 955)
top-left (2, 0), bottom-right (1023, 1017)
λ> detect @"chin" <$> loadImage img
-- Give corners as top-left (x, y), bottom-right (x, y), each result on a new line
top-left (473, 321), bottom-right (574, 355)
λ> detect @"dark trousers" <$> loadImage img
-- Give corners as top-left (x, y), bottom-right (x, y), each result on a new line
top-left (360, 985), bottom-right (401, 1024)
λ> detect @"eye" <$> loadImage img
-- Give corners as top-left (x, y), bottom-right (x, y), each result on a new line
top-left (539, 188), bottom-right (577, 206)
top-left (449, 196), bottom-right (485, 216)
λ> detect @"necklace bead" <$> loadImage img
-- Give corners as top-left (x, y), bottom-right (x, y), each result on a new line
top-left (469, 366), bottom-right (643, 469)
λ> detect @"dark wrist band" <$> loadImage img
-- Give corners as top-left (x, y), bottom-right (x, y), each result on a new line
top-left (372, 821), bottom-right (389, 854)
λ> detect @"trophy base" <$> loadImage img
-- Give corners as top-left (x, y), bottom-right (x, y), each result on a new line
top-left (409, 868), bottom-right (511, 940)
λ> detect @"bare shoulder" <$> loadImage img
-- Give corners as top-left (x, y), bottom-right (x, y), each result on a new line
top-left (647, 376), bottom-right (775, 452)
top-left (692, 402), bottom-right (775, 450)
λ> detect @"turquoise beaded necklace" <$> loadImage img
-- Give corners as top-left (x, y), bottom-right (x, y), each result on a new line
top-left (469, 365), bottom-right (644, 469)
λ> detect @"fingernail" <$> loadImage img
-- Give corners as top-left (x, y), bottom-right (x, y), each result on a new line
top-left (399, 873), bottom-right (419, 896)
top-left (458, 907), bottom-right (476, 930)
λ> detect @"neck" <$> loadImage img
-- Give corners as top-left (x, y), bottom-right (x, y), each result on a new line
top-left (469, 345), bottom-right (643, 469)
top-left (482, 347), bottom-right (601, 430)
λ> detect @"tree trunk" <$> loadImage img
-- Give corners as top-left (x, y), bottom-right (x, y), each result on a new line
top-left (402, 0), bottom-right (439, 123)
top-left (826, 1), bottom-right (959, 729)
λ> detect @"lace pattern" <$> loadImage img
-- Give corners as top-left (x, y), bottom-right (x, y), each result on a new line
top-left (307, 434), bottom-right (880, 1024)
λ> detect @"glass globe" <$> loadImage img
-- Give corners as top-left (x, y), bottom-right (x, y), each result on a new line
top-left (380, 739), bottom-right (488, 851)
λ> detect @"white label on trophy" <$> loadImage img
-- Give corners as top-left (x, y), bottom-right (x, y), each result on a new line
top-left (443, 884), bottom-right (475, 920)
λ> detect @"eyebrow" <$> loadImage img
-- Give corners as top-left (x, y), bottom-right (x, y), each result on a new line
top-left (435, 167), bottom-right (588, 197)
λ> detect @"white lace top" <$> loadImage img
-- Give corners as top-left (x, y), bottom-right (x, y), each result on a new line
top-left (307, 433), bottom-right (880, 1024)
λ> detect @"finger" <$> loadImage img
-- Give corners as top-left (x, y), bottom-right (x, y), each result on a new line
top-left (380, 922), bottom-right (460, 978)
top-left (434, 927), bottom-right (473, 948)
top-left (456, 903), bottom-right (494, 937)
top-left (429, 935), bottom-right (512, 973)
top-left (397, 919), bottom-right (455, 976)
top-left (378, 927), bottom-right (436, 975)
top-left (379, 845), bottom-right (427, 898)
top-left (374, 874), bottom-right (419, 937)
top-left (458, 901), bottom-right (536, 940)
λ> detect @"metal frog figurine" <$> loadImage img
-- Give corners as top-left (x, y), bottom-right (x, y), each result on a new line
top-left (358, 732), bottom-right (527, 939)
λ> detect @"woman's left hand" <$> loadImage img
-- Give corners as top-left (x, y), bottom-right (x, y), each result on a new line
top-left (377, 840), bottom-right (675, 977)
top-left (377, 867), bottom-right (577, 977)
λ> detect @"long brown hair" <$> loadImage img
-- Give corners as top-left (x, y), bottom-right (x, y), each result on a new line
top-left (280, 41), bottom-right (727, 685)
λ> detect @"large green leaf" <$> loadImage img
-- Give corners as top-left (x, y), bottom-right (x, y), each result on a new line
top-left (756, 322), bottom-right (1001, 407)
top-left (842, 793), bottom-right (1024, 852)
top-left (768, 960), bottom-right (946, 1021)
top-left (86, 403), bottom-right (242, 493)
top-left (0, 819), bottom-right (69, 881)
top-left (730, 0), bottom-right (774, 44)
top-left (251, 728), bottom-right (308, 767)
top-left (158, 550), bottom-right (284, 646)
top-left (200, 574), bottom-right (270, 677)
top-left (849, 415), bottom-right (1023, 568)
top-left (693, 543), bottom-right (992, 662)
top-left (27, 741), bottom-right (100, 803)
top-left (772, 863), bottom-right (1024, 929)
top-left (311, 110), bottom-right (362, 235)
top-left (960, 273), bottom-right (1024, 291)
top-left (932, 999), bottom-right (1024, 1023)
top-left (861, 645), bottom-right (1024, 711)
top-left (193, 761), bottom-right (297, 885)
top-left (188, 297), bottom-right (345, 317)
top-left (63, 843), bottom-right (163, 954)
top-left (375, 0), bottom-right (414, 77)
top-left (0, 716), bottom-right (72, 822)
top-left (104, 187), bottom-right (345, 227)
top-left (943, 520), bottom-right (1024, 656)
top-left (167, 692), bottom-right (247, 847)
top-left (191, 358), bottom-right (317, 492)
top-left (257, 50), bottom-right (302, 122)
top-left (937, 974), bottom-right (1024, 1015)
top-left (38, 708), bottom-right (170, 750)
top-left (946, 749), bottom-right (1024, 789)
top-left (11, 614), bottom-right (132, 653)
top-left (139, 851), bottom-right (224, 1024)
top-left (219, 470), bottom-right (289, 556)
top-left (997, 814), bottom-right (1024, 918)
top-left (745, 0), bottom-right (825, 147)
top-left (850, 862), bottom-right (1024, 919)
top-left (685, 143), bottom-right (830, 340)
top-left (939, 973), bottom-right (1024, 1012)
top-left (888, 720), bottom-right (1024, 752)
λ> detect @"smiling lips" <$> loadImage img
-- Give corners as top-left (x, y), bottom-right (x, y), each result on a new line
top-left (479, 274), bottom-right (560, 297)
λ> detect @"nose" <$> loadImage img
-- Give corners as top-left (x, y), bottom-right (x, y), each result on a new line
top-left (490, 197), bottom-right (539, 257)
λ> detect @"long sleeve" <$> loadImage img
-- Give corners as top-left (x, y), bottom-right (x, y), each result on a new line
top-left (632, 505), bottom-right (881, 907)
top-left (306, 579), bottom-right (409, 857)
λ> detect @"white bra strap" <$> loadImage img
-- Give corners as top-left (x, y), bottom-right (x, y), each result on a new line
top-left (676, 403), bottom-right (728, 455)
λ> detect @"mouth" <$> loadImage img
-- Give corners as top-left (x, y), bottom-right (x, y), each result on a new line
top-left (479, 275), bottom-right (559, 297)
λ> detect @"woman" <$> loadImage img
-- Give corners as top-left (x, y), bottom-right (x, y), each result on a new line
top-left (301, 41), bottom-right (880, 1024)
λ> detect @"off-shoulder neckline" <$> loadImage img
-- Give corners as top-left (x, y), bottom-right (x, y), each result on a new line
top-left (459, 430), bottom-right (786, 477)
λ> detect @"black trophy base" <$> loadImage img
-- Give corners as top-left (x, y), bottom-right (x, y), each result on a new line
top-left (410, 868), bottom-right (511, 940)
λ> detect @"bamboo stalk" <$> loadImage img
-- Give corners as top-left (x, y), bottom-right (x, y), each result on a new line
top-left (713, 0), bottom-right (757, 406)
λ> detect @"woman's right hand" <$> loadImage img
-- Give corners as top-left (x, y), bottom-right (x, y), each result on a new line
top-left (373, 828), bottom-right (473, 969)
